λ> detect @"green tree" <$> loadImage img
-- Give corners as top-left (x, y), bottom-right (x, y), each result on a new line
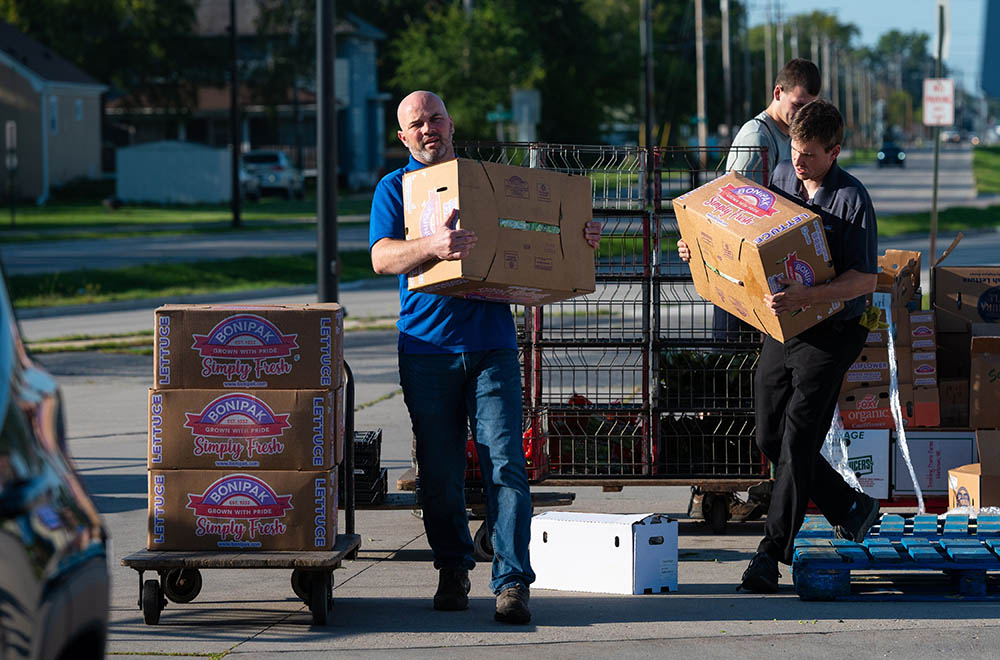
top-left (0, 0), bottom-right (211, 107)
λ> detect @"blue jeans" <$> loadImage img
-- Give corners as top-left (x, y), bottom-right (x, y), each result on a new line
top-left (399, 349), bottom-right (535, 593)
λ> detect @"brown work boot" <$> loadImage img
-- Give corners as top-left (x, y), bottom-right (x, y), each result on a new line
top-left (494, 583), bottom-right (531, 624)
top-left (433, 567), bottom-right (470, 611)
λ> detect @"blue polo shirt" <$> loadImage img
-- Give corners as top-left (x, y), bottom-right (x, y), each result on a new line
top-left (770, 160), bottom-right (879, 319)
top-left (368, 156), bottom-right (517, 354)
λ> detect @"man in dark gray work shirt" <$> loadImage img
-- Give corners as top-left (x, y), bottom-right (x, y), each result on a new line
top-left (738, 99), bottom-right (881, 594)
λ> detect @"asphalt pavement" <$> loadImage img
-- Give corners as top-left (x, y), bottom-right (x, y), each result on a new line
top-left (15, 142), bottom-right (1000, 657)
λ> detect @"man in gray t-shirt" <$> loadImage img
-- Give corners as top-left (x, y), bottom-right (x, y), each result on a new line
top-left (726, 59), bottom-right (820, 185)
top-left (701, 59), bottom-right (821, 340)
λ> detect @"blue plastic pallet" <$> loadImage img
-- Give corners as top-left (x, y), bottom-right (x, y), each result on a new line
top-left (792, 514), bottom-right (1000, 601)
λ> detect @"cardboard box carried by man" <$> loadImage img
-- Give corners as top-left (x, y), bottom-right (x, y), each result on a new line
top-left (672, 171), bottom-right (840, 342)
top-left (403, 159), bottom-right (595, 306)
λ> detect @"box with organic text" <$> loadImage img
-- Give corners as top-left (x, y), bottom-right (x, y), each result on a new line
top-left (673, 172), bottom-right (839, 342)
top-left (154, 304), bottom-right (343, 390)
top-left (402, 159), bottom-right (595, 305)
top-left (147, 469), bottom-right (338, 551)
top-left (148, 388), bottom-right (344, 470)
top-left (838, 383), bottom-right (914, 429)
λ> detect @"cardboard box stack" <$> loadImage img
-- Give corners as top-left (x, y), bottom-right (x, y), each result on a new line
top-left (931, 235), bottom-right (1000, 429)
top-left (148, 304), bottom-right (345, 551)
top-left (949, 430), bottom-right (1000, 508)
top-left (839, 249), bottom-right (938, 428)
top-left (672, 171), bottom-right (840, 342)
top-left (402, 159), bottom-right (595, 305)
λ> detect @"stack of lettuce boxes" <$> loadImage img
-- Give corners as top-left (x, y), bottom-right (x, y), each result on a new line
top-left (146, 304), bottom-right (345, 552)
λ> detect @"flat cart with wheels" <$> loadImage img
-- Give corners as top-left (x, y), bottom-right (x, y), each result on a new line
top-left (123, 361), bottom-right (363, 626)
top-left (122, 536), bottom-right (361, 625)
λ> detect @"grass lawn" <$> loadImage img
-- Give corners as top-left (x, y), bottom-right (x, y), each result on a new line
top-left (0, 192), bottom-right (373, 241)
top-left (973, 146), bottom-right (1000, 194)
top-left (876, 204), bottom-right (1000, 237)
top-left (837, 148), bottom-right (878, 169)
top-left (8, 250), bottom-right (376, 308)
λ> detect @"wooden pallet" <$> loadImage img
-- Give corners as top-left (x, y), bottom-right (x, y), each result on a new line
top-left (792, 513), bottom-right (1000, 600)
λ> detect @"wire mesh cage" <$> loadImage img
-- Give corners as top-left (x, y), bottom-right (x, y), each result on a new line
top-left (657, 412), bottom-right (767, 478)
top-left (658, 349), bottom-right (758, 412)
top-left (543, 404), bottom-right (646, 476)
top-left (454, 141), bottom-right (647, 211)
top-left (531, 280), bottom-right (647, 345)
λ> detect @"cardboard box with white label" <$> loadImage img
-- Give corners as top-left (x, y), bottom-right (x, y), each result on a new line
top-left (830, 429), bottom-right (890, 500)
top-left (672, 172), bottom-right (839, 342)
top-left (970, 323), bottom-right (1000, 429)
top-left (530, 512), bottom-right (677, 595)
top-left (402, 159), bottom-right (595, 306)
top-left (892, 430), bottom-right (977, 496)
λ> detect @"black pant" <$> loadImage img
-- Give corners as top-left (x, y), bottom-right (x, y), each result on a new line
top-left (754, 315), bottom-right (868, 565)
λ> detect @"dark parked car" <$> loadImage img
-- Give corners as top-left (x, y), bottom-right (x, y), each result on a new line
top-left (877, 142), bottom-right (906, 167)
top-left (0, 263), bottom-right (109, 659)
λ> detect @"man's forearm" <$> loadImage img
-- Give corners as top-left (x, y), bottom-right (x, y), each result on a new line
top-left (371, 237), bottom-right (434, 275)
top-left (805, 269), bottom-right (877, 306)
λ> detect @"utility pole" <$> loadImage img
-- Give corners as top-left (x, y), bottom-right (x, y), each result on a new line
top-left (790, 19), bottom-right (799, 59)
top-left (640, 0), bottom-right (654, 207)
top-left (742, 7), bottom-right (751, 119)
top-left (229, 0), bottom-right (241, 228)
top-left (821, 34), bottom-right (831, 97)
top-left (776, 6), bottom-right (784, 67)
top-left (317, 0), bottom-right (339, 303)
top-left (721, 0), bottom-right (733, 143)
top-left (831, 46), bottom-right (840, 109)
top-left (845, 54), bottom-right (855, 132)
top-left (811, 28), bottom-right (819, 66)
top-left (695, 0), bottom-right (707, 160)
top-left (764, 18), bottom-right (773, 107)
top-left (929, 2), bottom-right (945, 280)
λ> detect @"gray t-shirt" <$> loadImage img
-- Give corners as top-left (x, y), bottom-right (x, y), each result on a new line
top-left (725, 110), bottom-right (790, 185)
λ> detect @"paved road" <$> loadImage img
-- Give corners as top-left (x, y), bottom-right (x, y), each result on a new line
top-left (844, 143), bottom-right (1000, 216)
top-left (3, 143), bottom-right (997, 279)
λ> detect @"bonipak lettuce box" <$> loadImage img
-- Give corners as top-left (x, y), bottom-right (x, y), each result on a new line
top-left (673, 172), bottom-right (839, 342)
top-left (402, 158), bottom-right (595, 306)
top-left (148, 388), bottom-right (344, 471)
top-left (147, 469), bottom-right (337, 551)
top-left (154, 304), bottom-right (343, 390)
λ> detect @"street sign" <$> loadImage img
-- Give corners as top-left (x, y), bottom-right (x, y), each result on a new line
top-left (486, 105), bottom-right (513, 122)
top-left (922, 78), bottom-right (954, 127)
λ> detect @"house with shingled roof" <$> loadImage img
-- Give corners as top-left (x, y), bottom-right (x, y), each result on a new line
top-left (0, 20), bottom-right (108, 203)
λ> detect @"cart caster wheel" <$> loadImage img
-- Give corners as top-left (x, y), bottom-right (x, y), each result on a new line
top-left (291, 568), bottom-right (311, 603)
top-left (705, 494), bottom-right (729, 535)
top-left (142, 579), bottom-right (165, 625)
top-left (473, 521), bottom-right (493, 562)
top-left (162, 568), bottom-right (202, 603)
top-left (309, 572), bottom-right (333, 626)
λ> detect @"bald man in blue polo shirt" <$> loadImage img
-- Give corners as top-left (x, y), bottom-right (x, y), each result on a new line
top-left (370, 91), bottom-right (601, 623)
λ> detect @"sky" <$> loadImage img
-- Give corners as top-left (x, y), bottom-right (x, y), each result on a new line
top-left (746, 0), bottom-right (986, 93)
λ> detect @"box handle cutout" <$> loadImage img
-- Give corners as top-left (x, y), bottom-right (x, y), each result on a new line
top-left (436, 186), bottom-right (448, 193)
top-left (498, 218), bottom-right (560, 235)
top-left (648, 536), bottom-right (664, 545)
top-left (614, 536), bottom-right (620, 547)
top-left (542, 531), bottom-right (548, 543)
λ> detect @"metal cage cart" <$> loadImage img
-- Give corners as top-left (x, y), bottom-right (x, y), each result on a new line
top-left (122, 363), bottom-right (363, 626)
top-left (451, 141), bottom-right (773, 533)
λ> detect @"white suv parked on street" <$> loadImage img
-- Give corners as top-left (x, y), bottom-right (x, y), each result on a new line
top-left (242, 150), bottom-right (305, 200)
